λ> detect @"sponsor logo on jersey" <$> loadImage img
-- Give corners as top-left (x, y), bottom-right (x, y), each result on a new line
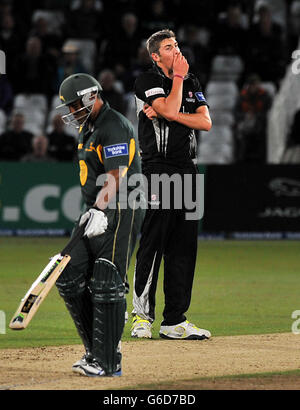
top-left (186, 91), bottom-right (195, 102)
top-left (195, 92), bottom-right (206, 102)
top-left (104, 143), bottom-right (129, 158)
top-left (145, 87), bottom-right (165, 98)
top-left (149, 193), bottom-right (160, 206)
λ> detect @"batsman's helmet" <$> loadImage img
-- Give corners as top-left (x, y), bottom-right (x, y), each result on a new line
top-left (56, 73), bottom-right (102, 128)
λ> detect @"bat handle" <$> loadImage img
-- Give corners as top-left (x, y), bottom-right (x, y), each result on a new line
top-left (60, 220), bottom-right (88, 256)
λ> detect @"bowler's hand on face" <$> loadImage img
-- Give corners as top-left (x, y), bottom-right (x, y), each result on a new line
top-left (172, 51), bottom-right (189, 77)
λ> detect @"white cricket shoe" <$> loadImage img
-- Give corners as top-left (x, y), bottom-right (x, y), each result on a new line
top-left (72, 352), bottom-right (92, 372)
top-left (159, 320), bottom-right (211, 340)
top-left (73, 359), bottom-right (122, 377)
top-left (131, 315), bottom-right (152, 338)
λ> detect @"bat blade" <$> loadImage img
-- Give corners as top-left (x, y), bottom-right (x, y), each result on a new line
top-left (9, 254), bottom-right (71, 330)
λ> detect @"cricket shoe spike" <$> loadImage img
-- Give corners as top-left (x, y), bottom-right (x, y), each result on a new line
top-left (73, 359), bottom-right (122, 377)
top-left (159, 320), bottom-right (211, 340)
top-left (131, 315), bottom-right (152, 338)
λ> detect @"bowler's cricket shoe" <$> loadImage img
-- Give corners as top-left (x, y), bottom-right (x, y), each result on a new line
top-left (159, 320), bottom-right (211, 340)
top-left (73, 359), bottom-right (122, 377)
top-left (131, 314), bottom-right (152, 338)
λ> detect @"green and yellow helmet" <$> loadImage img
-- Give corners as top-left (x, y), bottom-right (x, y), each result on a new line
top-left (56, 73), bottom-right (102, 128)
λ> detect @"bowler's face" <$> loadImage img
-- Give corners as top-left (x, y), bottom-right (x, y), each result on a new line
top-left (153, 37), bottom-right (180, 71)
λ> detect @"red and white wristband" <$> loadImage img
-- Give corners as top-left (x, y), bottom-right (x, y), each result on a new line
top-left (173, 74), bottom-right (184, 80)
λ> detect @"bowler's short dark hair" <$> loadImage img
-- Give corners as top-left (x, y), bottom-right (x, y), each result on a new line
top-left (146, 29), bottom-right (176, 57)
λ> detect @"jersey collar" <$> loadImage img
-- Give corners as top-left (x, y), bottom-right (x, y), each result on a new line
top-left (153, 63), bottom-right (170, 80)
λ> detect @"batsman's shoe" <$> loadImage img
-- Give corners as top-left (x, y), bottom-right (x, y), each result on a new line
top-left (131, 315), bottom-right (152, 338)
top-left (72, 352), bottom-right (93, 373)
top-left (73, 359), bottom-right (122, 377)
top-left (159, 320), bottom-right (211, 340)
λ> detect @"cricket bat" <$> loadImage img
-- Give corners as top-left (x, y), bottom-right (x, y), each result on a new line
top-left (9, 221), bottom-right (87, 330)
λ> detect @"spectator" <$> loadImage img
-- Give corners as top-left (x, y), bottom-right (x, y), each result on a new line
top-left (66, 0), bottom-right (104, 46)
top-left (121, 41), bottom-right (153, 92)
top-left (179, 24), bottom-right (212, 86)
top-left (29, 15), bottom-right (63, 59)
top-left (0, 75), bottom-right (14, 115)
top-left (235, 74), bottom-right (272, 163)
top-left (100, 12), bottom-right (141, 75)
top-left (210, 1), bottom-right (248, 59)
top-left (21, 134), bottom-right (55, 162)
top-left (0, 112), bottom-right (33, 161)
top-left (13, 36), bottom-right (57, 97)
top-left (140, 0), bottom-right (176, 39)
top-left (176, 0), bottom-right (214, 28)
top-left (98, 69), bottom-right (127, 115)
top-left (55, 41), bottom-right (87, 92)
top-left (245, 3), bottom-right (286, 85)
top-left (47, 114), bottom-right (76, 161)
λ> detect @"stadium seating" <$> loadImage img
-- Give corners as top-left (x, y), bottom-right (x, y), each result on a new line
top-left (12, 94), bottom-right (48, 136)
top-left (0, 109), bottom-right (6, 135)
top-left (201, 125), bottom-right (233, 145)
top-left (14, 94), bottom-right (48, 114)
top-left (124, 92), bottom-right (139, 137)
top-left (206, 81), bottom-right (239, 100)
top-left (209, 110), bottom-right (235, 127)
top-left (197, 76), bottom-right (238, 164)
top-left (32, 9), bottom-right (65, 34)
top-left (197, 141), bottom-right (234, 164)
top-left (210, 55), bottom-right (244, 82)
top-left (197, 125), bottom-right (234, 164)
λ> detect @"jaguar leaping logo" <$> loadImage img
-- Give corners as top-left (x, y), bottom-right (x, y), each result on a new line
top-left (269, 178), bottom-right (300, 197)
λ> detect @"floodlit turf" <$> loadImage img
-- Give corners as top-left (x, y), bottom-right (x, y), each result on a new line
top-left (0, 238), bottom-right (299, 348)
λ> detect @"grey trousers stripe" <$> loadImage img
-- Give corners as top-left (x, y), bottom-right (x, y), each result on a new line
top-left (132, 251), bottom-right (157, 322)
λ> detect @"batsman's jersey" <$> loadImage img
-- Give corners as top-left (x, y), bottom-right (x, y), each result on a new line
top-left (134, 65), bottom-right (208, 166)
top-left (77, 101), bottom-right (142, 208)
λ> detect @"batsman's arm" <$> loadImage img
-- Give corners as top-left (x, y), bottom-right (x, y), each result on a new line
top-left (94, 168), bottom-right (123, 210)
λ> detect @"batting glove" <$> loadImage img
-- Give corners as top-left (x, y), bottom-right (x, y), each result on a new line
top-left (79, 207), bottom-right (108, 238)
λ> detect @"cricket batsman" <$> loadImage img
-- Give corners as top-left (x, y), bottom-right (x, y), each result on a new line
top-left (55, 73), bottom-right (144, 377)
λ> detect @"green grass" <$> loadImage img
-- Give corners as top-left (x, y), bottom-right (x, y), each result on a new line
top-left (0, 238), bottom-right (299, 348)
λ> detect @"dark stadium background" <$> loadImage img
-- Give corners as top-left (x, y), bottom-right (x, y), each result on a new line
top-left (1, 0), bottom-right (300, 238)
